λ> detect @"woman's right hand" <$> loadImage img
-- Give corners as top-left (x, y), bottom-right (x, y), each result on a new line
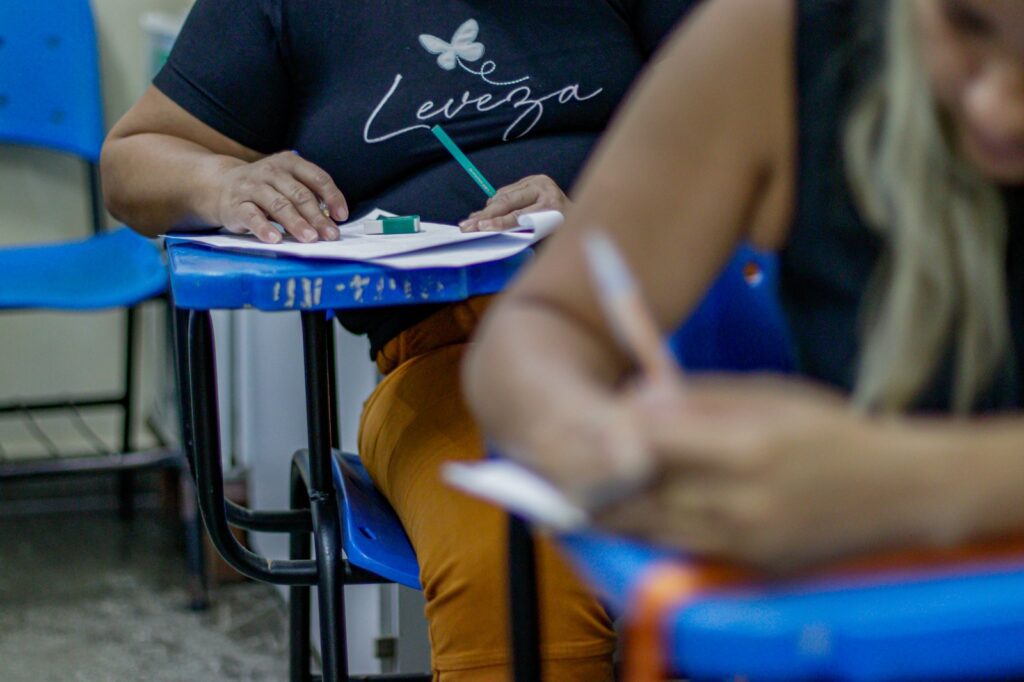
top-left (213, 151), bottom-right (349, 243)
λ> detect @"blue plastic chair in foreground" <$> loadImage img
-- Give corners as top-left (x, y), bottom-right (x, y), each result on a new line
top-left (0, 0), bottom-right (207, 608)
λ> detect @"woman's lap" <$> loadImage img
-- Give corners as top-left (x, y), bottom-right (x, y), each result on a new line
top-left (358, 341), bottom-right (615, 677)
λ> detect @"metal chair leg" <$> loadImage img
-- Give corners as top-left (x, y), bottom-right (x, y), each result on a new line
top-left (291, 460), bottom-right (314, 682)
top-left (325, 321), bottom-right (341, 451)
top-left (509, 514), bottom-right (542, 682)
top-left (180, 469), bottom-right (210, 610)
top-left (186, 309), bottom-right (317, 584)
top-left (301, 311), bottom-right (348, 682)
top-left (172, 305), bottom-right (211, 610)
top-left (118, 305), bottom-right (139, 519)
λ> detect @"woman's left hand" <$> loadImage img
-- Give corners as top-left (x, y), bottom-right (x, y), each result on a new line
top-left (597, 375), bottom-right (961, 573)
top-left (459, 174), bottom-right (570, 232)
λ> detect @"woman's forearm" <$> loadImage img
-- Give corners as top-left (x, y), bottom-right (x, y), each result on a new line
top-left (100, 132), bottom-right (243, 237)
top-left (931, 416), bottom-right (1024, 545)
top-left (465, 297), bottom-right (639, 492)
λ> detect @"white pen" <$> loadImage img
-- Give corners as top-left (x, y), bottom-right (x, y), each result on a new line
top-left (582, 230), bottom-right (681, 382)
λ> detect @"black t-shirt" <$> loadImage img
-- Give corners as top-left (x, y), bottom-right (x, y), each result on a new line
top-left (155, 0), bottom-right (696, 357)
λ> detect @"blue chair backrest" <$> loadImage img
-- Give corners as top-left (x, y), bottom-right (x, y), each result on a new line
top-left (0, 0), bottom-right (105, 161)
top-left (669, 244), bottom-right (796, 374)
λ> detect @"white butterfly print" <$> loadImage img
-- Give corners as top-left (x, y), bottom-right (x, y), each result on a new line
top-left (418, 19), bottom-right (485, 71)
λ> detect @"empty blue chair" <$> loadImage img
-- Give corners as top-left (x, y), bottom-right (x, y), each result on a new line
top-left (0, 0), bottom-right (206, 607)
top-left (0, 0), bottom-right (105, 160)
top-left (0, 0), bottom-right (166, 469)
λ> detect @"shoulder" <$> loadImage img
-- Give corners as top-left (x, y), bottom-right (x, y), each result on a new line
top-left (174, 0), bottom-right (284, 44)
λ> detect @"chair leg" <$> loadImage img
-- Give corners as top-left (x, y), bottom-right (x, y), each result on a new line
top-left (325, 322), bottom-right (341, 451)
top-left (180, 469), bottom-right (210, 611)
top-left (291, 461), bottom-right (314, 682)
top-left (301, 311), bottom-right (348, 682)
top-left (509, 514), bottom-right (542, 682)
top-left (118, 305), bottom-right (139, 519)
top-left (171, 305), bottom-right (210, 610)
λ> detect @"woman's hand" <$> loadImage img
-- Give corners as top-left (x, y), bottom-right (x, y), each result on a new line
top-left (459, 174), bottom-right (570, 232)
top-left (598, 375), bottom-right (962, 573)
top-left (213, 151), bottom-right (349, 243)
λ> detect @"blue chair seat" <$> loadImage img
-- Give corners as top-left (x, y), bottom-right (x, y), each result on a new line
top-left (560, 532), bottom-right (1024, 681)
top-left (333, 452), bottom-right (420, 590)
top-left (0, 227), bottom-right (166, 310)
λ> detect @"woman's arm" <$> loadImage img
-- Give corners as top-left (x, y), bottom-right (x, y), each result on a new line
top-left (101, 86), bottom-right (347, 242)
top-left (602, 376), bottom-right (1024, 571)
top-left (464, 0), bottom-right (796, 494)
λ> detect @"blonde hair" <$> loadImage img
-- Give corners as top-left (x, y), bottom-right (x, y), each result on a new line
top-left (844, 0), bottom-right (1009, 413)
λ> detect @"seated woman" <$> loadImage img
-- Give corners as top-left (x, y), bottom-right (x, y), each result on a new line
top-left (467, 0), bottom-right (1024, 572)
top-left (100, 1), bottom-right (699, 678)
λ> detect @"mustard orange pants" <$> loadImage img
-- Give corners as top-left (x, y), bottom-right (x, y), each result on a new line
top-left (358, 296), bottom-right (616, 681)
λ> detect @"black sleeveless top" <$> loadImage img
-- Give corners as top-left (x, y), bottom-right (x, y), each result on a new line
top-left (783, 0), bottom-right (1024, 412)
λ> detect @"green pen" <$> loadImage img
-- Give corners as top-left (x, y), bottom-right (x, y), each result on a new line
top-left (431, 124), bottom-right (497, 198)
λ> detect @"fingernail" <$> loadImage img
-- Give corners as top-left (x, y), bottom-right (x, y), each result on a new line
top-left (478, 220), bottom-right (492, 230)
top-left (267, 231), bottom-right (281, 243)
top-left (458, 219), bottom-right (473, 228)
top-left (334, 207), bottom-right (349, 221)
top-left (303, 229), bottom-right (317, 242)
top-left (326, 227), bottom-right (340, 240)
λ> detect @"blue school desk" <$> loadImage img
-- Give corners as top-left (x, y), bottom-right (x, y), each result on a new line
top-left (559, 532), bottom-right (1024, 681)
top-left (167, 240), bottom-right (530, 312)
top-left (168, 237), bottom-right (535, 682)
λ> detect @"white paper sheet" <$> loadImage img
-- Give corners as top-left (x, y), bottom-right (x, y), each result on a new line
top-left (175, 211), bottom-right (504, 261)
top-left (169, 208), bottom-right (550, 268)
top-left (370, 232), bottom-right (535, 269)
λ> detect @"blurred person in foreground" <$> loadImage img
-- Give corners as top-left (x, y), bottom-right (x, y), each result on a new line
top-left (466, 0), bottom-right (1024, 571)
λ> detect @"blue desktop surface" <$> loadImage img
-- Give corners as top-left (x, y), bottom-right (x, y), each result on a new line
top-left (560, 532), bottom-right (1024, 681)
top-left (165, 238), bottom-right (531, 312)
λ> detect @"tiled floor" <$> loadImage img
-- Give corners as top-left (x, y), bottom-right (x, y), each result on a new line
top-left (0, 501), bottom-right (290, 681)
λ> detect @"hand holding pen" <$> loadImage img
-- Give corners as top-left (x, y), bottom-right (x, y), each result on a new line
top-left (557, 231), bottom-right (688, 512)
top-left (431, 124), bottom-right (571, 233)
top-left (444, 230), bottom-right (678, 531)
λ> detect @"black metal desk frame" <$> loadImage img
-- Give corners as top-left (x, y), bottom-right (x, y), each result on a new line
top-left (174, 305), bottom-right (430, 682)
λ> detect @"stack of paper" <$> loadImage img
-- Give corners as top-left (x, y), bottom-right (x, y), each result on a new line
top-left (171, 208), bottom-right (561, 270)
